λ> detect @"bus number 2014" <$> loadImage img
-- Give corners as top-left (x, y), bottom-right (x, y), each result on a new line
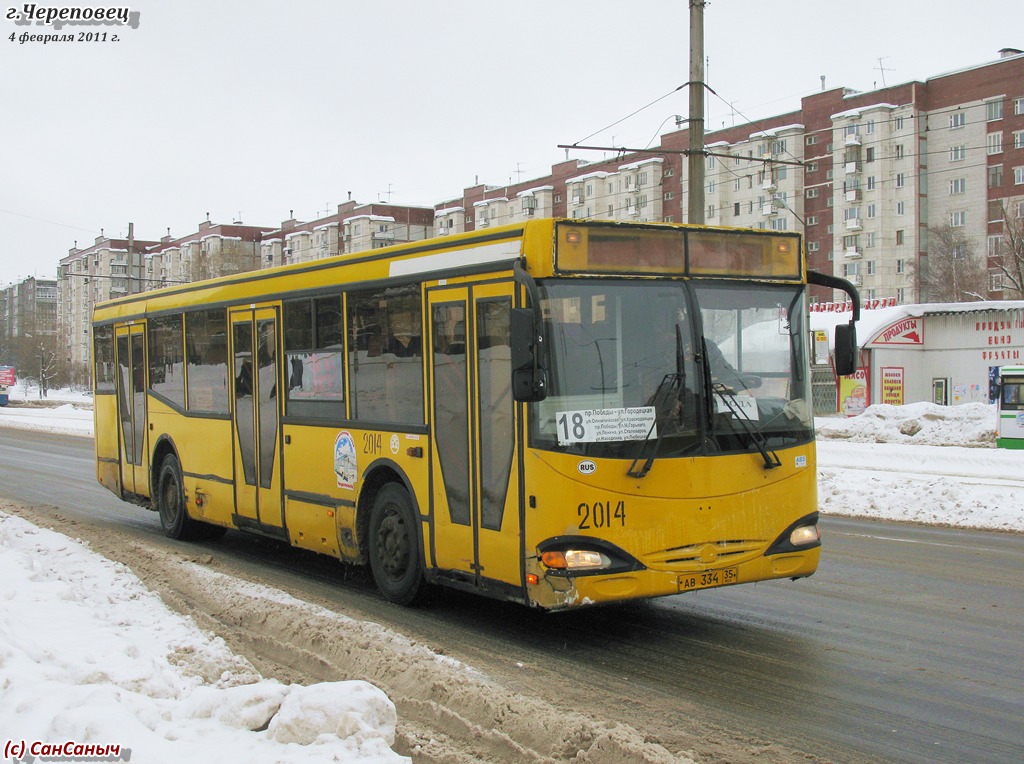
top-left (578, 500), bottom-right (626, 530)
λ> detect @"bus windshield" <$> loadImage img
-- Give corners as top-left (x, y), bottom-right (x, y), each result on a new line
top-left (531, 279), bottom-right (813, 459)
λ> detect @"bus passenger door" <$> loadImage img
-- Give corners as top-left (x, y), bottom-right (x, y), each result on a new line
top-left (229, 307), bottom-right (284, 530)
top-left (428, 282), bottom-right (521, 592)
top-left (114, 323), bottom-right (149, 496)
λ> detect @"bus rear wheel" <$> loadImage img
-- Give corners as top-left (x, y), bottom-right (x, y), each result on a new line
top-left (368, 484), bottom-right (424, 605)
top-left (157, 454), bottom-right (224, 541)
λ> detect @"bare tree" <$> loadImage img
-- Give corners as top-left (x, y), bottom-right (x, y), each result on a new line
top-left (915, 224), bottom-right (989, 302)
top-left (991, 199), bottom-right (1024, 299)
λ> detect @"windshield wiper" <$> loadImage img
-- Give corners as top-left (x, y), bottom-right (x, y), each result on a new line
top-left (712, 383), bottom-right (781, 470)
top-left (627, 372), bottom-right (682, 478)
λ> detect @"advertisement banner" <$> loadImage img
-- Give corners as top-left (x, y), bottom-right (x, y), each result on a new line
top-left (880, 367), bottom-right (904, 406)
top-left (839, 367), bottom-right (869, 416)
top-left (0, 366), bottom-right (16, 386)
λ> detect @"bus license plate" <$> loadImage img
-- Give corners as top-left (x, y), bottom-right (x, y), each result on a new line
top-left (678, 567), bottom-right (739, 592)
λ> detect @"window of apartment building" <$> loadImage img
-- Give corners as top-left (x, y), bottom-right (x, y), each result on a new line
top-left (639, 171), bottom-right (648, 185)
top-left (897, 201), bottom-right (906, 216)
top-left (865, 146), bottom-right (875, 163)
top-left (827, 197), bottom-right (834, 208)
top-left (554, 194), bottom-right (562, 203)
top-left (806, 162), bottom-right (818, 173)
top-left (988, 235), bottom-right (1001, 257)
top-left (806, 188), bottom-right (819, 199)
top-left (867, 175), bottom-right (876, 190)
top-left (867, 203), bottom-right (877, 218)
top-left (989, 200), bottom-right (1005, 222)
top-left (827, 224), bottom-right (834, 234)
top-left (806, 215), bottom-right (818, 226)
top-left (866, 231), bottom-right (877, 248)
top-left (896, 259), bottom-right (906, 274)
top-left (778, 167), bottom-right (789, 181)
top-left (770, 218), bottom-right (787, 231)
top-left (894, 144), bottom-right (905, 160)
top-left (806, 135), bottom-right (818, 145)
top-left (950, 178), bottom-right (966, 194)
top-left (987, 132), bottom-right (1003, 155)
top-left (826, 169), bottom-right (834, 180)
top-left (986, 99), bottom-right (1003, 121)
top-left (706, 156), bottom-right (715, 169)
top-left (148, 314), bottom-right (185, 408)
top-left (950, 211), bottom-right (967, 227)
top-left (1016, 166), bottom-right (1024, 185)
top-left (844, 206), bottom-right (861, 221)
top-left (867, 120), bottom-right (876, 134)
top-left (734, 178), bottom-right (741, 191)
top-left (733, 202), bottom-right (741, 216)
top-left (894, 116), bottom-right (905, 131)
top-left (842, 234), bottom-right (860, 250)
top-left (990, 272), bottom-right (1005, 292)
top-left (1015, 131), bottom-right (1024, 150)
top-left (707, 204), bottom-right (716, 219)
top-left (950, 144), bottom-right (966, 161)
top-left (896, 230), bottom-right (905, 246)
top-left (949, 112), bottom-right (966, 129)
top-left (665, 215), bottom-right (674, 222)
top-left (843, 262), bottom-right (860, 278)
top-left (989, 165), bottom-right (1004, 188)
top-left (808, 241), bottom-right (820, 252)
top-left (707, 181), bottom-right (715, 194)
top-left (608, 204), bottom-right (614, 216)
top-left (864, 288), bottom-right (877, 300)
top-left (638, 194), bottom-right (648, 208)
top-left (896, 173), bottom-right (906, 188)
top-left (663, 191), bottom-right (674, 201)
top-left (664, 167), bottom-right (674, 177)
top-left (1015, 98), bottom-right (1024, 116)
top-left (897, 287), bottom-right (907, 303)
top-left (867, 260), bottom-right (877, 276)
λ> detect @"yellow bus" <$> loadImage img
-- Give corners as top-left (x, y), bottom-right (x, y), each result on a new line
top-left (92, 219), bottom-right (859, 610)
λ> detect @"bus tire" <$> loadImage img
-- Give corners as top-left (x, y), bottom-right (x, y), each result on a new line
top-left (156, 454), bottom-right (225, 541)
top-left (368, 483), bottom-right (424, 605)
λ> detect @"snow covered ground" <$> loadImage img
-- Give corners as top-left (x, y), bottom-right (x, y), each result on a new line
top-left (1, 385), bottom-right (1021, 763)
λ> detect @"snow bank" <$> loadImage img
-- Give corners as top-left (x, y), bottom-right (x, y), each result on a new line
top-left (816, 401), bottom-right (997, 447)
top-left (0, 512), bottom-right (407, 764)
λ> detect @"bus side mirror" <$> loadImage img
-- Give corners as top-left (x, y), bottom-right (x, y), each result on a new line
top-left (834, 322), bottom-right (858, 377)
top-left (510, 308), bottom-right (547, 402)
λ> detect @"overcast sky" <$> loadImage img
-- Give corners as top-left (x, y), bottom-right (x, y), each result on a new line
top-left (0, 0), bottom-right (1018, 286)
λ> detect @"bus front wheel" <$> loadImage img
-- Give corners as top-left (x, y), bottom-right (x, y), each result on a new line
top-left (368, 484), bottom-right (424, 605)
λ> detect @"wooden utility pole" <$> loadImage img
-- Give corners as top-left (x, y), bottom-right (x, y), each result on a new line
top-left (687, 0), bottom-right (706, 225)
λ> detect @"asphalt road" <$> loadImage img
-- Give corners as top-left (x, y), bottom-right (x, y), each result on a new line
top-left (1, 427), bottom-right (1021, 763)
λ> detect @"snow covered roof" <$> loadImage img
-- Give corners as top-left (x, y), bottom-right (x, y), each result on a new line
top-left (749, 124), bottom-right (805, 139)
top-left (617, 157), bottom-right (664, 171)
top-left (473, 197), bottom-right (508, 208)
top-left (434, 206), bottom-right (465, 217)
top-left (516, 185), bottom-right (554, 198)
top-left (566, 170), bottom-right (611, 184)
top-left (830, 104), bottom-right (898, 121)
top-left (810, 300), bottom-right (1024, 347)
top-left (345, 215), bottom-right (395, 224)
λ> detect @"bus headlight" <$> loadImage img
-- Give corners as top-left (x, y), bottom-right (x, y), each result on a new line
top-left (536, 537), bottom-right (644, 577)
top-left (542, 549), bottom-right (611, 570)
top-left (765, 512), bottom-right (821, 556)
top-left (789, 524), bottom-right (820, 547)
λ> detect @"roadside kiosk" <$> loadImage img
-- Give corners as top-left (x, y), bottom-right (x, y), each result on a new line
top-left (997, 365), bottom-right (1024, 449)
top-left (0, 366), bottom-right (15, 406)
